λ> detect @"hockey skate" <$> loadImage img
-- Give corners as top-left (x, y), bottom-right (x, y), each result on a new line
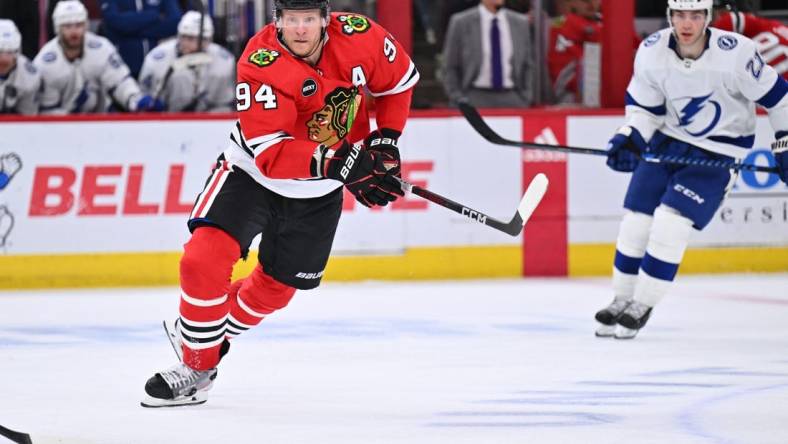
top-left (614, 300), bottom-right (653, 340)
top-left (141, 319), bottom-right (230, 408)
top-left (141, 362), bottom-right (218, 408)
top-left (594, 296), bottom-right (632, 337)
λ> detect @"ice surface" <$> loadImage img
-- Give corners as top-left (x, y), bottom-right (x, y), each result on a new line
top-left (1, 274), bottom-right (787, 444)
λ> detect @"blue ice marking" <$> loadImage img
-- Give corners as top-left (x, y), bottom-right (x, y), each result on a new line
top-left (476, 389), bottom-right (678, 406)
top-left (639, 366), bottom-right (788, 378)
top-left (427, 411), bottom-right (621, 428)
top-left (676, 383), bottom-right (788, 444)
top-left (578, 380), bottom-right (730, 389)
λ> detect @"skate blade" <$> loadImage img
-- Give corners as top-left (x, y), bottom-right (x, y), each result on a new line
top-left (614, 325), bottom-right (639, 340)
top-left (595, 324), bottom-right (616, 337)
top-left (140, 393), bottom-right (207, 408)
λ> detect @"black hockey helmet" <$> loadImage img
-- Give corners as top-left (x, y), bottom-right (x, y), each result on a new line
top-left (712, 0), bottom-right (736, 8)
top-left (275, 0), bottom-right (329, 10)
top-left (274, 0), bottom-right (330, 18)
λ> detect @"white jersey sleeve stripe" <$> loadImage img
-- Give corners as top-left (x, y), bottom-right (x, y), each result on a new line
top-left (247, 132), bottom-right (292, 151)
top-left (231, 121), bottom-right (293, 158)
top-left (369, 61), bottom-right (420, 97)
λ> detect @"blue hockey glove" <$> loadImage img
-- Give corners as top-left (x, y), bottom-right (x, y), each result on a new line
top-left (364, 128), bottom-right (402, 177)
top-left (135, 95), bottom-right (166, 112)
top-left (606, 126), bottom-right (647, 173)
top-left (772, 133), bottom-right (788, 186)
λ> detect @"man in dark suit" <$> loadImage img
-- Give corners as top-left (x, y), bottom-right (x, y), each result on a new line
top-left (442, 0), bottom-right (533, 108)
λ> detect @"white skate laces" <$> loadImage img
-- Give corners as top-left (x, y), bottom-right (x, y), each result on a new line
top-left (158, 363), bottom-right (216, 398)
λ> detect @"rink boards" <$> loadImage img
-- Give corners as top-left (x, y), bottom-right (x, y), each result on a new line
top-left (0, 110), bottom-right (785, 288)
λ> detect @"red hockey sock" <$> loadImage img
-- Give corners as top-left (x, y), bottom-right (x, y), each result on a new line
top-left (226, 264), bottom-right (296, 339)
top-left (178, 226), bottom-right (240, 370)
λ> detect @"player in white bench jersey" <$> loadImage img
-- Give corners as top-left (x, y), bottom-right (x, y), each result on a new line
top-left (34, 0), bottom-right (163, 114)
top-left (139, 11), bottom-right (236, 112)
top-left (0, 19), bottom-right (42, 115)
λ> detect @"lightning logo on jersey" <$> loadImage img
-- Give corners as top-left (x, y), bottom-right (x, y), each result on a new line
top-left (623, 27), bottom-right (788, 159)
top-left (675, 93), bottom-right (722, 137)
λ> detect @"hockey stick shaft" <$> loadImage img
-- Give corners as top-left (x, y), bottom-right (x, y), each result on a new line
top-left (458, 101), bottom-right (780, 174)
top-left (0, 425), bottom-right (32, 444)
top-left (396, 173), bottom-right (548, 237)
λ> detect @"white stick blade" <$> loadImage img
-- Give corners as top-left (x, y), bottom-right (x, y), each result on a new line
top-left (517, 173), bottom-right (549, 225)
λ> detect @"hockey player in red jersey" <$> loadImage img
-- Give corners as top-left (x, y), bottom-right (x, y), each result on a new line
top-left (141, 0), bottom-right (418, 407)
top-left (712, 0), bottom-right (788, 80)
top-left (548, 0), bottom-right (640, 103)
top-left (548, 0), bottom-right (602, 103)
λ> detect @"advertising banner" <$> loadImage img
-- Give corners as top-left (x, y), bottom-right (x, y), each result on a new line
top-left (0, 116), bottom-right (523, 257)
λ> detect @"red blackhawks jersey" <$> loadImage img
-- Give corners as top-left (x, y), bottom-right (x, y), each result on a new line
top-left (223, 12), bottom-right (419, 198)
top-left (713, 12), bottom-right (788, 80)
top-left (548, 14), bottom-right (602, 101)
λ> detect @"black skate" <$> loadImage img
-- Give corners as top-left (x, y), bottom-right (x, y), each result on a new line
top-left (141, 319), bottom-right (230, 408)
top-left (141, 363), bottom-right (218, 408)
top-left (594, 296), bottom-right (632, 337)
top-left (615, 300), bottom-right (652, 339)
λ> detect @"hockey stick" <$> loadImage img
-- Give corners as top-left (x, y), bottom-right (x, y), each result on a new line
top-left (0, 424), bottom-right (32, 444)
top-left (396, 173), bottom-right (549, 237)
top-left (458, 100), bottom-right (780, 174)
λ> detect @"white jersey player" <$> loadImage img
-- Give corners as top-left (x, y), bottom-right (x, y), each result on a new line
top-left (34, 0), bottom-right (163, 114)
top-left (0, 19), bottom-right (42, 115)
top-left (139, 11), bottom-right (235, 113)
top-left (594, 0), bottom-right (788, 339)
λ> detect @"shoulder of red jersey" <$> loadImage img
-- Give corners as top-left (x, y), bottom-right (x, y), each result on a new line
top-left (328, 12), bottom-right (381, 39)
top-left (326, 11), bottom-right (418, 97)
top-left (326, 11), bottom-right (405, 53)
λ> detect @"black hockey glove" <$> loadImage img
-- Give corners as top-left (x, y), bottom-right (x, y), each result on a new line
top-left (772, 133), bottom-right (788, 186)
top-left (314, 140), bottom-right (404, 208)
top-left (364, 128), bottom-right (402, 177)
top-left (606, 126), bottom-right (647, 172)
